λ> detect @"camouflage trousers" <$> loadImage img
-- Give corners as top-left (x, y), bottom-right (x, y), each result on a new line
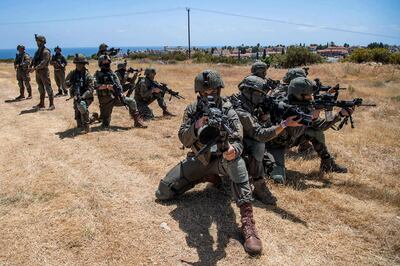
top-left (155, 155), bottom-right (253, 206)
top-left (16, 69), bottom-right (32, 96)
top-left (243, 138), bottom-right (266, 180)
top-left (97, 94), bottom-right (138, 127)
top-left (35, 68), bottom-right (54, 102)
top-left (54, 69), bottom-right (67, 94)
top-left (265, 126), bottom-right (306, 183)
top-left (136, 95), bottom-right (167, 120)
top-left (74, 99), bottom-right (93, 127)
top-left (296, 127), bottom-right (331, 160)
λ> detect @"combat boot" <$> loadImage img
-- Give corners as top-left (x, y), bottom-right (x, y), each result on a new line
top-left (253, 178), bottom-right (277, 205)
top-left (48, 97), bottom-right (55, 111)
top-left (162, 107), bottom-right (176, 117)
top-left (26, 93), bottom-right (32, 99)
top-left (132, 111), bottom-right (147, 128)
top-left (320, 158), bottom-right (348, 173)
top-left (54, 90), bottom-right (63, 97)
top-left (240, 203), bottom-right (263, 256)
top-left (89, 112), bottom-right (100, 124)
top-left (15, 95), bottom-right (25, 101)
top-left (33, 95), bottom-right (45, 111)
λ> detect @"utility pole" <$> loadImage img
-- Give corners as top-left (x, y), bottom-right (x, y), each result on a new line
top-left (186, 7), bottom-right (191, 59)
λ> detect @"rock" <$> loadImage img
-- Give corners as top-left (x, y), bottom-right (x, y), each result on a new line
top-left (160, 222), bottom-right (171, 232)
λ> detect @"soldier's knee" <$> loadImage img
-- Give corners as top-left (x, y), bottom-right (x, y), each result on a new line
top-left (155, 179), bottom-right (177, 200)
top-left (226, 157), bottom-right (249, 184)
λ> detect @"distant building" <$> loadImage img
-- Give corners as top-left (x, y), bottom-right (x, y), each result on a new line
top-left (317, 46), bottom-right (349, 57)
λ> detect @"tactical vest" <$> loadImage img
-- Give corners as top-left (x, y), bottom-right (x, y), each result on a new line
top-left (95, 70), bottom-right (116, 96)
top-left (15, 53), bottom-right (29, 70)
top-left (32, 47), bottom-right (50, 67)
top-left (70, 70), bottom-right (91, 96)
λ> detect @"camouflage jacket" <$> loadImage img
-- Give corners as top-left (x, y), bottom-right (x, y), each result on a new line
top-left (66, 68), bottom-right (94, 98)
top-left (94, 69), bottom-right (124, 97)
top-left (31, 46), bottom-right (51, 70)
top-left (50, 53), bottom-right (68, 70)
top-left (14, 52), bottom-right (31, 71)
top-left (230, 93), bottom-right (279, 142)
top-left (134, 77), bottom-right (158, 102)
top-left (179, 97), bottom-right (244, 165)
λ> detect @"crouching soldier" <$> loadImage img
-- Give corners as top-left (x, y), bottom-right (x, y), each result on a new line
top-left (134, 67), bottom-right (175, 120)
top-left (65, 54), bottom-right (94, 133)
top-left (230, 76), bottom-right (302, 204)
top-left (94, 55), bottom-right (146, 129)
top-left (155, 70), bottom-right (263, 256)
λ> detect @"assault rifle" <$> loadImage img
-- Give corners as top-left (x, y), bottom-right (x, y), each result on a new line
top-left (290, 95), bottom-right (376, 129)
top-left (151, 81), bottom-right (185, 101)
top-left (66, 75), bottom-right (84, 102)
top-left (192, 96), bottom-right (234, 160)
top-left (260, 96), bottom-right (313, 126)
top-left (313, 78), bottom-right (346, 95)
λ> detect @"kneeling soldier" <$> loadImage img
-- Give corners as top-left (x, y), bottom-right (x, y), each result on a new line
top-left (155, 70), bottom-right (263, 256)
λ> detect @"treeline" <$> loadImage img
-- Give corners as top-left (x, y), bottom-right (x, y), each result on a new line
top-left (347, 47), bottom-right (400, 64)
top-left (263, 47), bottom-right (323, 68)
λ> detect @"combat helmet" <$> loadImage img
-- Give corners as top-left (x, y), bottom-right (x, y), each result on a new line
top-left (34, 34), bottom-right (46, 44)
top-left (16, 45), bottom-right (25, 50)
top-left (117, 61), bottom-right (127, 70)
top-left (251, 61), bottom-right (269, 74)
top-left (144, 67), bottom-right (156, 76)
top-left (73, 54), bottom-right (89, 64)
top-left (54, 46), bottom-right (62, 52)
top-left (239, 75), bottom-right (268, 93)
top-left (288, 77), bottom-right (315, 102)
top-left (194, 70), bottom-right (224, 93)
top-left (283, 68), bottom-right (307, 84)
top-left (99, 43), bottom-right (108, 50)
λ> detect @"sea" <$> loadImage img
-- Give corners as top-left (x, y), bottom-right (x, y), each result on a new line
top-left (0, 46), bottom-right (168, 59)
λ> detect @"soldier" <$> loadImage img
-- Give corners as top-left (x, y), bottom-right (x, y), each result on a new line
top-left (134, 67), bottom-right (175, 120)
top-left (275, 68), bottom-right (349, 173)
top-left (155, 70), bottom-right (263, 256)
top-left (97, 43), bottom-right (108, 57)
top-left (245, 61), bottom-right (280, 93)
top-left (51, 46), bottom-right (68, 97)
top-left (114, 61), bottom-right (140, 97)
top-left (230, 76), bottom-right (302, 204)
top-left (30, 34), bottom-right (55, 110)
top-left (65, 54), bottom-right (94, 133)
top-left (13, 45), bottom-right (32, 100)
top-left (94, 55), bottom-right (146, 129)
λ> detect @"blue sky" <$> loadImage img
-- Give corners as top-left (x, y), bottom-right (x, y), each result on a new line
top-left (0, 0), bottom-right (399, 49)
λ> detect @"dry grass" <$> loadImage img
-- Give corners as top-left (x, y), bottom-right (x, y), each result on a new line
top-left (0, 61), bottom-right (399, 265)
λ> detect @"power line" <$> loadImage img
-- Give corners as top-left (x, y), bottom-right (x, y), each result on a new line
top-left (189, 7), bottom-right (400, 40)
top-left (0, 8), bottom-right (182, 26)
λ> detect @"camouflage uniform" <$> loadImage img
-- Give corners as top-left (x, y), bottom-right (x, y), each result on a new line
top-left (65, 54), bottom-right (94, 132)
top-left (274, 68), bottom-right (347, 173)
top-left (114, 62), bottom-right (140, 97)
top-left (156, 70), bottom-right (263, 256)
top-left (51, 47), bottom-right (68, 96)
top-left (31, 35), bottom-right (54, 109)
top-left (94, 55), bottom-right (146, 128)
top-left (14, 45), bottom-right (32, 99)
top-left (134, 68), bottom-right (174, 120)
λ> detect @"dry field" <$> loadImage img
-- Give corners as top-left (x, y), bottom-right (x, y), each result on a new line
top-left (0, 61), bottom-right (399, 265)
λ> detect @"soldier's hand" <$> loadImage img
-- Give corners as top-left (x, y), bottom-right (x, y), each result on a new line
top-left (285, 116), bottom-right (303, 127)
top-left (29, 68), bottom-right (35, 73)
top-left (223, 144), bottom-right (237, 161)
top-left (312, 109), bottom-right (321, 120)
top-left (153, 88), bottom-right (161, 94)
top-left (195, 116), bottom-right (208, 129)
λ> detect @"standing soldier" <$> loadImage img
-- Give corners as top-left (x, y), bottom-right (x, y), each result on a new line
top-left (65, 54), bottom-right (94, 133)
top-left (30, 34), bottom-right (55, 110)
top-left (13, 45), bottom-right (32, 100)
top-left (134, 67), bottom-right (175, 120)
top-left (94, 55), bottom-right (146, 129)
top-left (97, 43), bottom-right (108, 57)
top-left (51, 46), bottom-right (68, 97)
top-left (155, 70), bottom-right (263, 256)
